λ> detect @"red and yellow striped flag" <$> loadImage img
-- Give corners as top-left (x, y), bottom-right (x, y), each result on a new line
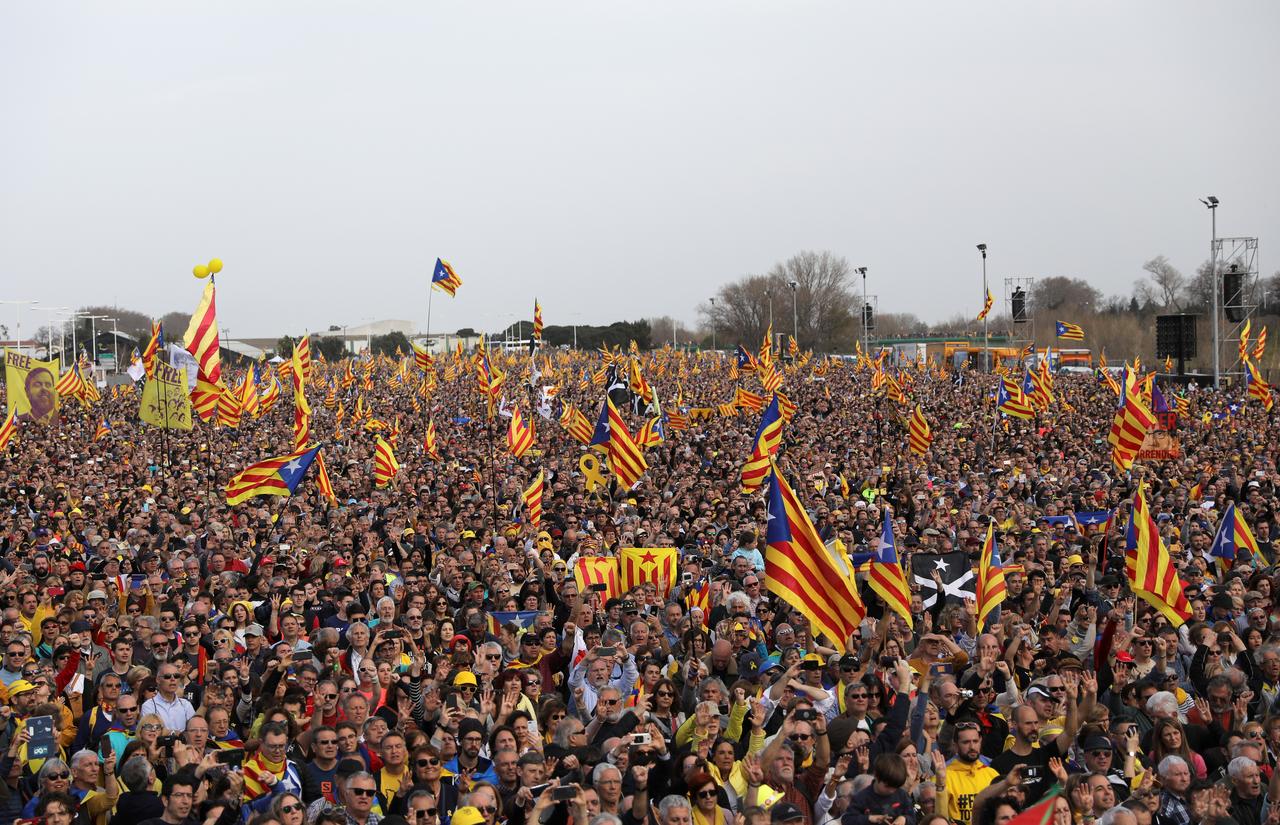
top-left (216, 384), bottom-right (243, 429)
top-left (1108, 368), bottom-right (1156, 472)
top-left (522, 471), bottom-right (544, 527)
top-left (1126, 485), bottom-right (1192, 627)
top-left (142, 321), bottom-right (163, 378)
top-left (424, 420), bottom-right (442, 461)
top-left (1254, 327), bottom-right (1268, 362)
top-left (976, 288), bottom-right (994, 321)
top-left (559, 403), bottom-right (594, 445)
top-left (0, 408), bottom-right (16, 451)
top-left (182, 280), bottom-right (223, 422)
top-left (533, 300), bottom-right (544, 341)
top-left (314, 449), bottom-right (337, 504)
top-left (765, 459), bottom-right (865, 645)
top-left (607, 397), bottom-right (647, 488)
top-left (976, 522), bottom-right (1007, 629)
top-left (507, 405), bottom-right (535, 458)
top-left (907, 405), bottom-right (932, 456)
top-left (373, 435), bottom-right (399, 488)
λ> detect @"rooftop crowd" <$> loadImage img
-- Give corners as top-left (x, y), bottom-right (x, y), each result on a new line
top-left (0, 344), bottom-right (1276, 825)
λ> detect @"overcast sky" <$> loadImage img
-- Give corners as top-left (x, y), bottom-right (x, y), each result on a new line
top-left (3, 2), bottom-right (1277, 339)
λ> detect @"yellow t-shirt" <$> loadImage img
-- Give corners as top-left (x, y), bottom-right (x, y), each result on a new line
top-left (946, 757), bottom-right (999, 825)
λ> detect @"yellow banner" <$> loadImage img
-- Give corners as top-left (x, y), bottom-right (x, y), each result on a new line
top-left (4, 349), bottom-right (61, 425)
top-left (139, 361), bottom-right (193, 430)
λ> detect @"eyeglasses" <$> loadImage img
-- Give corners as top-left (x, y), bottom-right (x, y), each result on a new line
top-left (601, 698), bottom-right (620, 706)
top-left (696, 789), bottom-right (719, 799)
top-left (790, 733), bottom-right (812, 741)
top-left (476, 806), bottom-right (497, 815)
top-left (117, 706), bottom-right (138, 713)
top-left (1088, 749), bottom-right (1112, 757)
top-left (45, 771), bottom-right (70, 781)
top-left (847, 693), bottom-right (868, 699)
top-left (142, 723), bottom-right (163, 732)
top-left (655, 690), bottom-right (674, 698)
top-left (954, 722), bottom-right (980, 731)
top-left (159, 673), bottom-right (180, 680)
top-left (415, 809), bottom-right (438, 819)
top-left (316, 739), bottom-right (339, 746)
top-left (458, 686), bottom-right (476, 693)
top-left (349, 787), bottom-right (377, 797)
top-left (417, 758), bottom-right (441, 767)
top-left (281, 803), bottom-right (303, 814)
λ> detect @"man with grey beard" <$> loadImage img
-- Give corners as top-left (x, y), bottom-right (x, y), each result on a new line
top-left (585, 685), bottom-right (641, 745)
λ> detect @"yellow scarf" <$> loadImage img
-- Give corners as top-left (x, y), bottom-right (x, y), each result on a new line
top-left (692, 802), bottom-right (726, 825)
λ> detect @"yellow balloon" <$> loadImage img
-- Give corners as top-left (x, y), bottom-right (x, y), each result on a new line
top-left (208, 258), bottom-right (223, 274)
top-left (193, 264), bottom-right (210, 279)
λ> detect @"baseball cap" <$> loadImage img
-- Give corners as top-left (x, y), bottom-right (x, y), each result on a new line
top-left (87, 590), bottom-right (108, 601)
top-left (453, 808), bottom-right (487, 825)
top-left (770, 803), bottom-right (806, 824)
top-left (1082, 736), bottom-right (1113, 752)
top-left (8, 680), bottom-right (37, 697)
top-left (454, 671), bottom-right (478, 687)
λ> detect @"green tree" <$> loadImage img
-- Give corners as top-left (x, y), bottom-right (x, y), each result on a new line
top-left (370, 331), bottom-right (410, 355)
top-left (276, 336), bottom-right (296, 357)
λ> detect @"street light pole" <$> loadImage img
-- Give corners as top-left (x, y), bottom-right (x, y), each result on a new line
top-left (32, 306), bottom-right (69, 366)
top-left (978, 244), bottom-right (989, 372)
top-left (0, 300), bottom-right (37, 356)
top-left (858, 267), bottom-right (869, 355)
top-left (1202, 196), bottom-right (1220, 388)
top-left (709, 298), bottom-right (716, 352)
top-left (788, 281), bottom-right (798, 352)
top-left (110, 318), bottom-right (120, 373)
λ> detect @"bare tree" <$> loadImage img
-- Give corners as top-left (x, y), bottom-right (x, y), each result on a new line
top-left (1028, 276), bottom-right (1102, 315)
top-left (1142, 256), bottom-right (1186, 311)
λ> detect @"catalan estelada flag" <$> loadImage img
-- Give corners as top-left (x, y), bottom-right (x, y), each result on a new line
top-left (225, 446), bottom-right (321, 506)
top-left (507, 405), bottom-right (535, 458)
top-left (868, 507), bottom-right (912, 628)
top-left (764, 459), bottom-right (865, 645)
top-left (93, 418), bottom-right (111, 442)
top-left (1055, 320), bottom-right (1085, 341)
top-left (997, 377), bottom-right (1035, 419)
top-left (1210, 501), bottom-right (1266, 567)
top-left (976, 521), bottom-right (1006, 630)
top-left (1125, 485), bottom-right (1191, 627)
top-left (976, 288), bottom-right (994, 321)
top-left (606, 397), bottom-right (647, 488)
top-left (432, 258), bottom-right (463, 296)
top-left (620, 547), bottom-right (679, 599)
top-left (574, 556), bottom-right (620, 602)
top-left (907, 404), bottom-right (932, 456)
top-left (741, 395), bottom-right (783, 494)
top-left (373, 435), bottom-right (399, 488)
top-left (1247, 359), bottom-right (1274, 412)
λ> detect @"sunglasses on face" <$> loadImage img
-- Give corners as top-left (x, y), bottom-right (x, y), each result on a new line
top-left (349, 787), bottom-right (377, 798)
top-left (281, 803), bottom-right (303, 814)
top-left (417, 758), bottom-right (441, 767)
top-left (696, 789), bottom-right (718, 799)
top-left (45, 771), bottom-right (70, 781)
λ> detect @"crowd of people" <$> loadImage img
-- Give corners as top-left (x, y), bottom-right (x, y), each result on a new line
top-left (0, 343), bottom-right (1277, 825)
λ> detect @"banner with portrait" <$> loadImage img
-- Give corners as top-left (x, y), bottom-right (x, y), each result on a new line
top-left (139, 360), bottom-right (193, 431)
top-left (4, 349), bottom-right (62, 426)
